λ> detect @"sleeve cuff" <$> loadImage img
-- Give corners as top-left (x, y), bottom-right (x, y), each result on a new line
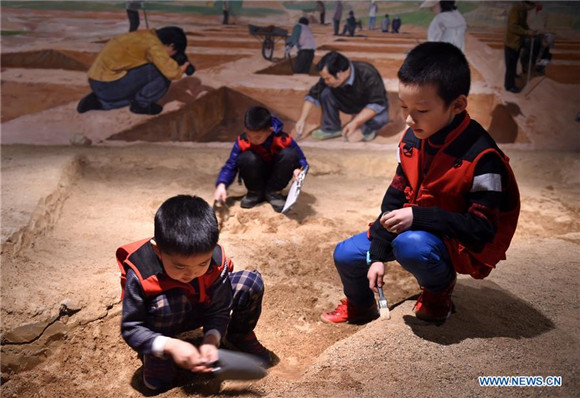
top-left (305, 95), bottom-right (320, 107)
top-left (152, 335), bottom-right (170, 358)
top-left (204, 329), bottom-right (222, 347)
top-left (365, 103), bottom-right (386, 114)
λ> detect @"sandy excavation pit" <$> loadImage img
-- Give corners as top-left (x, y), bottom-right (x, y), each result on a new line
top-left (2, 3), bottom-right (580, 397)
top-left (256, 54), bottom-right (485, 82)
top-left (0, 146), bottom-right (421, 396)
top-left (1, 48), bottom-right (250, 73)
top-left (109, 83), bottom-right (520, 145)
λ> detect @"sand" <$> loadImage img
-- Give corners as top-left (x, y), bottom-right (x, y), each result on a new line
top-left (1, 3), bottom-right (579, 398)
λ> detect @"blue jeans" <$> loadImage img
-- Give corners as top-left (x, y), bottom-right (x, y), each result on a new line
top-left (333, 231), bottom-right (456, 307)
top-left (320, 87), bottom-right (389, 137)
top-left (89, 63), bottom-right (171, 110)
top-left (369, 16), bottom-right (376, 30)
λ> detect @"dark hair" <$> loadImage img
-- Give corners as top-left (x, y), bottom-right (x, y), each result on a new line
top-left (440, 1), bottom-right (457, 12)
top-left (348, 10), bottom-right (354, 16)
top-left (316, 51), bottom-right (350, 77)
top-left (154, 195), bottom-right (218, 256)
top-left (299, 17), bottom-right (309, 25)
top-left (156, 26), bottom-right (187, 54)
top-left (244, 106), bottom-right (272, 131)
top-left (385, 14), bottom-right (389, 18)
top-left (398, 42), bottom-right (470, 106)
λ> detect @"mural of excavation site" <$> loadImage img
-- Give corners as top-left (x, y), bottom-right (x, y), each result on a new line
top-left (1, 1), bottom-right (579, 397)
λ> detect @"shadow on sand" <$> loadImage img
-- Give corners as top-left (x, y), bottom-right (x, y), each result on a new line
top-left (403, 278), bottom-right (555, 345)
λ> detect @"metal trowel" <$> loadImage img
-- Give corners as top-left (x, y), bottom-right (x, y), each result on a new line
top-left (210, 349), bottom-right (268, 381)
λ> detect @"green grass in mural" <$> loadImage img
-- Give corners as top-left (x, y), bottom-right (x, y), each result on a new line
top-left (2, 1), bottom-right (122, 12)
top-left (0, 30), bottom-right (30, 36)
top-left (457, 2), bottom-right (480, 14)
top-left (1, 1), bottom-right (283, 16)
top-left (282, 1), bottom-right (318, 11)
top-left (395, 10), bottom-right (434, 28)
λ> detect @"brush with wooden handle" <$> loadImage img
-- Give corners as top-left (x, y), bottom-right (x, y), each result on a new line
top-left (376, 284), bottom-right (391, 319)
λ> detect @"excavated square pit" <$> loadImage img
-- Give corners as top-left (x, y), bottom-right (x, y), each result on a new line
top-left (108, 86), bottom-right (527, 144)
top-left (256, 55), bottom-right (485, 81)
top-left (1, 146), bottom-right (420, 380)
top-left (0, 49), bottom-right (250, 72)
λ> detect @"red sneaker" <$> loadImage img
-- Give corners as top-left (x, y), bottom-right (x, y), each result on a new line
top-left (413, 277), bottom-right (456, 323)
top-left (224, 331), bottom-right (272, 367)
top-left (320, 298), bottom-right (379, 324)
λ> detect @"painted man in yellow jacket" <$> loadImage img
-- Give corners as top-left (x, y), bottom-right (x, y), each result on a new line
top-left (77, 26), bottom-right (191, 115)
top-left (503, 1), bottom-right (537, 93)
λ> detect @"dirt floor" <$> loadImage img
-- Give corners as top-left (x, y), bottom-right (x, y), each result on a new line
top-left (1, 3), bottom-right (580, 398)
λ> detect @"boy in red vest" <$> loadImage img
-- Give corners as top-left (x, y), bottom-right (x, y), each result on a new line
top-left (214, 106), bottom-right (308, 212)
top-left (321, 42), bottom-right (520, 324)
top-left (117, 195), bottom-right (271, 391)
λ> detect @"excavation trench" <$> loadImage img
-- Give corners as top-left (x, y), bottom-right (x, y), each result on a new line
top-left (0, 147), bottom-right (420, 391)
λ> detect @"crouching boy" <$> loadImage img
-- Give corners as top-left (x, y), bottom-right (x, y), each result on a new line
top-left (117, 195), bottom-right (271, 391)
top-left (214, 106), bottom-right (308, 213)
top-left (321, 42), bottom-right (520, 324)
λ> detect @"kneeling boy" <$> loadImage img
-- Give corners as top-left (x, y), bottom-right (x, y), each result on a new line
top-left (117, 195), bottom-right (271, 391)
top-left (214, 106), bottom-right (308, 212)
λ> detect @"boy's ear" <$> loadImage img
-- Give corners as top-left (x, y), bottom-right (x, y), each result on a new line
top-left (452, 95), bottom-right (468, 115)
top-left (150, 239), bottom-right (161, 256)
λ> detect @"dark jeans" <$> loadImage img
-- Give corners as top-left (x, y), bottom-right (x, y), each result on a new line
top-left (341, 23), bottom-right (355, 36)
top-left (222, 10), bottom-right (229, 25)
top-left (89, 63), bottom-right (171, 110)
top-left (238, 147), bottom-right (300, 193)
top-left (333, 231), bottom-right (456, 307)
top-left (294, 49), bottom-right (314, 74)
top-left (127, 9), bottom-right (140, 32)
top-left (333, 20), bottom-right (340, 35)
top-left (504, 46), bottom-right (520, 90)
top-left (320, 87), bottom-right (389, 136)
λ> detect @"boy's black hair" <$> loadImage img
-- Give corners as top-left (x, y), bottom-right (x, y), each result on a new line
top-left (316, 51), bottom-right (350, 77)
top-left (299, 17), bottom-right (309, 25)
top-left (385, 14), bottom-right (389, 18)
top-left (156, 26), bottom-right (187, 54)
top-left (398, 41), bottom-right (470, 106)
top-left (440, 1), bottom-right (457, 12)
top-left (154, 195), bottom-right (218, 256)
top-left (244, 106), bottom-right (272, 131)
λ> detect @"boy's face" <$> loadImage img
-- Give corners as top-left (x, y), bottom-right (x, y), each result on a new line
top-left (398, 82), bottom-right (467, 140)
top-left (152, 240), bottom-right (213, 284)
top-left (245, 127), bottom-right (273, 145)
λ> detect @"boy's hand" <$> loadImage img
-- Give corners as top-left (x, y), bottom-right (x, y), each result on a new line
top-left (198, 343), bottom-right (219, 371)
top-left (293, 168), bottom-right (302, 181)
top-left (380, 207), bottom-right (413, 234)
top-left (367, 261), bottom-right (385, 292)
top-left (164, 338), bottom-right (211, 373)
top-left (214, 183), bottom-right (227, 203)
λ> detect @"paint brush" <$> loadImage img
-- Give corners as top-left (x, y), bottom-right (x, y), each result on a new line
top-left (376, 284), bottom-right (391, 319)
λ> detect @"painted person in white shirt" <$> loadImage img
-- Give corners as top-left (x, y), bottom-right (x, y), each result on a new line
top-left (422, 1), bottom-right (467, 53)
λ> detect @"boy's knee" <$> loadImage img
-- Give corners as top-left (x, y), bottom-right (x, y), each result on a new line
top-left (333, 240), bottom-right (355, 268)
top-left (232, 270), bottom-right (264, 297)
top-left (392, 231), bottom-right (443, 270)
top-left (238, 151), bottom-right (261, 167)
top-left (147, 291), bottom-right (192, 332)
top-left (277, 147), bottom-right (300, 163)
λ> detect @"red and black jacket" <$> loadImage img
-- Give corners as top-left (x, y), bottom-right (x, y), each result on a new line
top-left (370, 113), bottom-right (520, 279)
top-left (116, 238), bottom-right (233, 304)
